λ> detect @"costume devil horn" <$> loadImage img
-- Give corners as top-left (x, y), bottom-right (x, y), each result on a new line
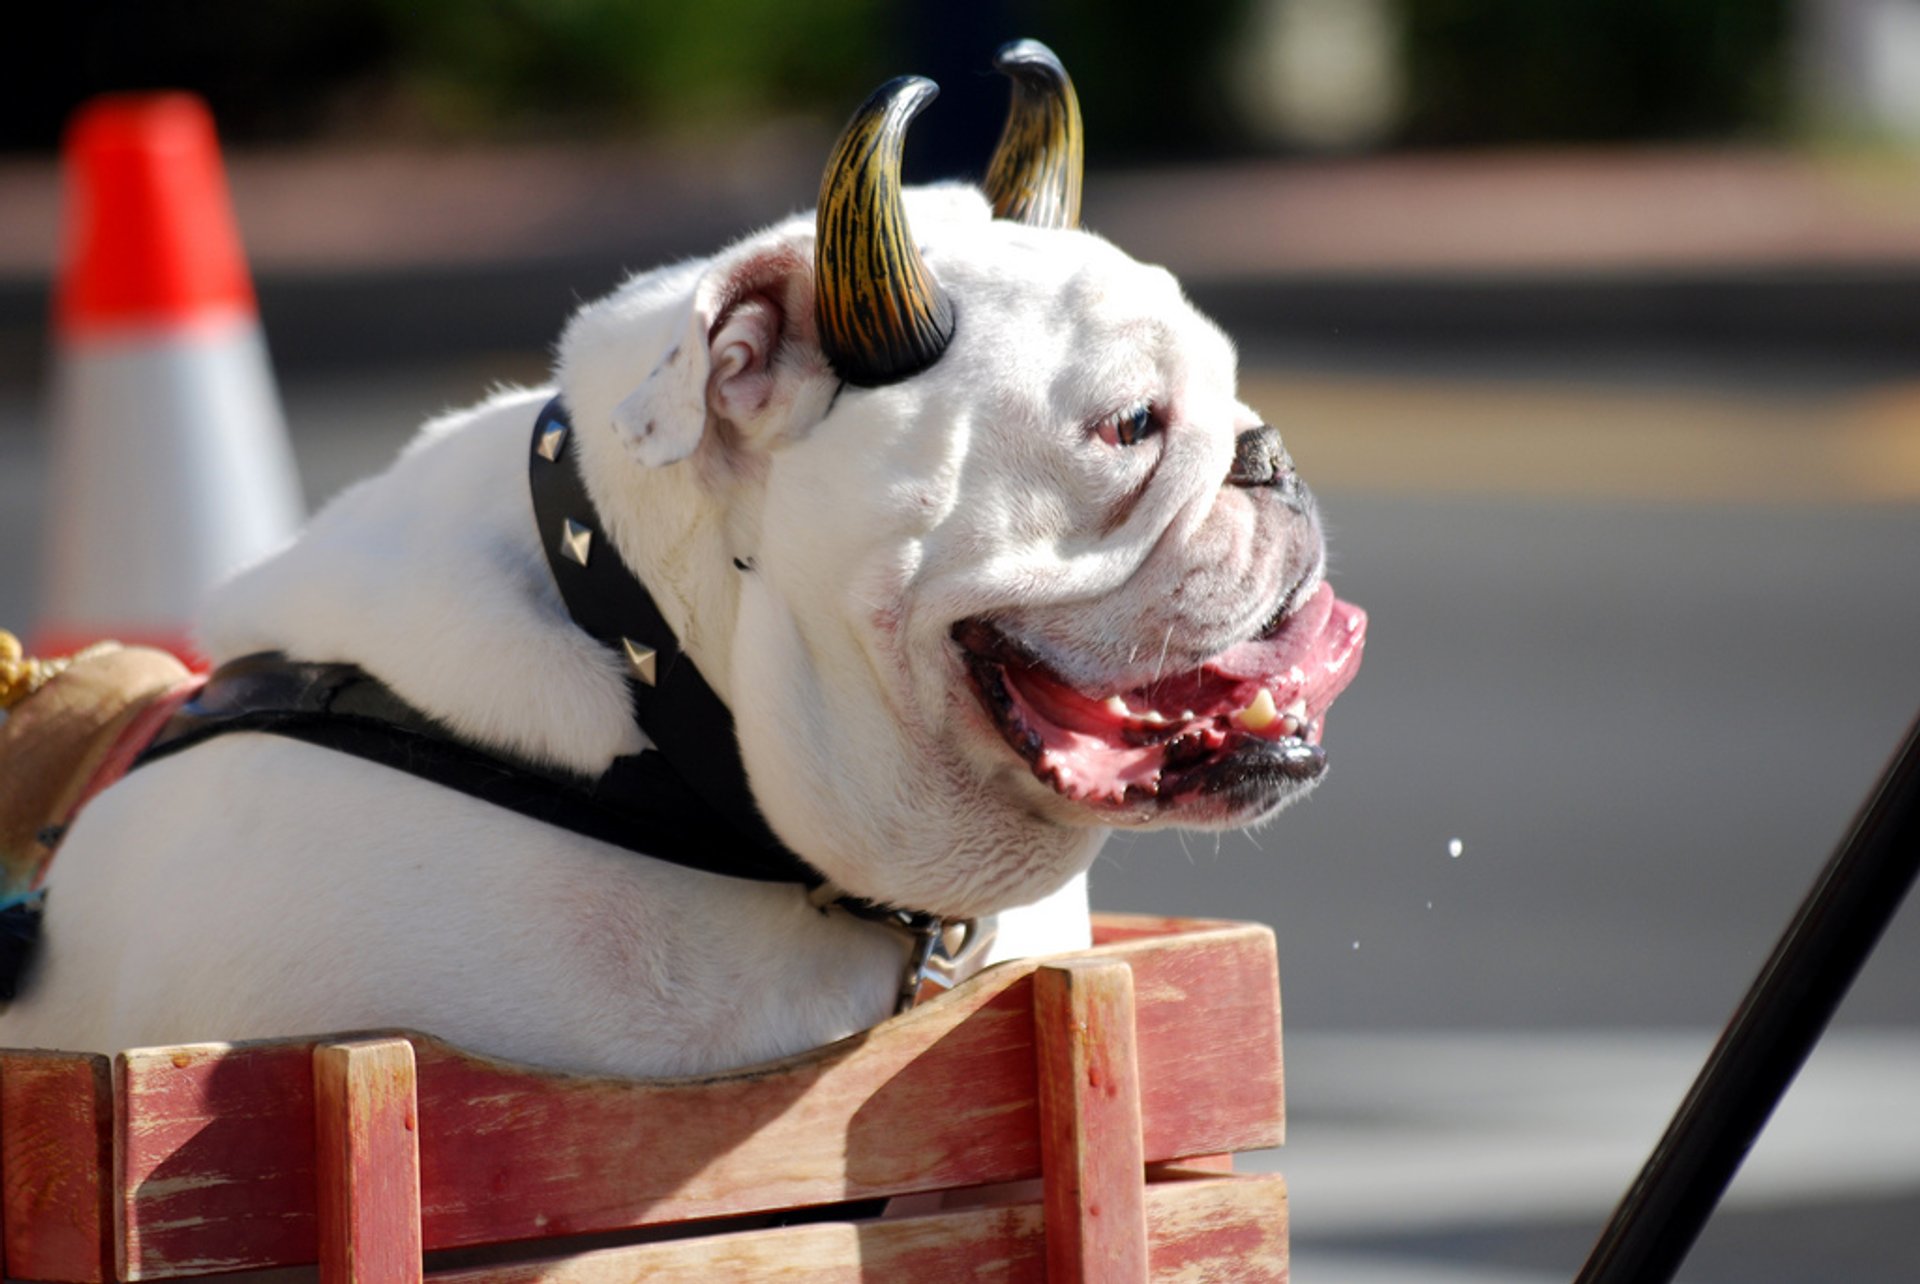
top-left (815, 76), bottom-right (955, 387)
top-left (984, 40), bottom-right (1083, 229)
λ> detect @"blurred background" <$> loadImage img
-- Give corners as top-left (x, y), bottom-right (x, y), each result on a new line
top-left (3, 3), bottom-right (1918, 1280)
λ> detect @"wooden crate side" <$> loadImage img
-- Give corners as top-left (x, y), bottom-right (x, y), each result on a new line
top-left (427, 1173), bottom-right (1284, 1284)
top-left (409, 970), bottom-right (1043, 1249)
top-left (116, 1039), bottom-right (320, 1280)
top-left (1147, 1170), bottom-right (1289, 1283)
top-left (314, 1039), bottom-right (423, 1284)
top-left (1033, 961), bottom-right (1149, 1283)
top-left (1130, 924), bottom-right (1285, 1158)
top-left (112, 923), bottom-right (1283, 1275)
top-left (412, 924), bottom-right (1280, 1251)
top-left (1, 1050), bottom-right (114, 1284)
top-left (430, 1201), bottom-right (1046, 1284)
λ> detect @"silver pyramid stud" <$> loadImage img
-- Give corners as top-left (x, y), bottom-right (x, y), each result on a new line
top-left (560, 518), bottom-right (593, 566)
top-left (621, 638), bottom-right (658, 686)
top-left (535, 421), bottom-right (568, 462)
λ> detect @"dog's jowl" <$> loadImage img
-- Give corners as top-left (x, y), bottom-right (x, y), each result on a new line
top-left (1, 42), bottom-right (1364, 1076)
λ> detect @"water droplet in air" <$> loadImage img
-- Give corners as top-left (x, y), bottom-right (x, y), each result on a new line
top-left (1448, 838), bottom-right (1464, 858)
top-left (1351, 939), bottom-right (1360, 950)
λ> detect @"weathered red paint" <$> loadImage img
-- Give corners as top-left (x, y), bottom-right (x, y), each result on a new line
top-left (423, 1173), bottom-right (1286, 1283)
top-left (1035, 960), bottom-right (1150, 1282)
top-left (314, 1039), bottom-right (423, 1284)
top-left (4, 913), bottom-right (1286, 1281)
top-left (1, 1050), bottom-right (115, 1283)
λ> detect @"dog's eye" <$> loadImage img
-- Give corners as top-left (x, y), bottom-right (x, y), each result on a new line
top-left (1097, 406), bottom-right (1160, 448)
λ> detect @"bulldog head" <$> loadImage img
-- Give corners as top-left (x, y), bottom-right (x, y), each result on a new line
top-left (559, 44), bottom-right (1365, 919)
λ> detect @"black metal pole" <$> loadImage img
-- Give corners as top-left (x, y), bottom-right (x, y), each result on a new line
top-left (1573, 711), bottom-right (1920, 1284)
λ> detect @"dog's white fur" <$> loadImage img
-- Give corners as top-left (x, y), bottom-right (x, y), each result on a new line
top-left (4, 186), bottom-right (1320, 1075)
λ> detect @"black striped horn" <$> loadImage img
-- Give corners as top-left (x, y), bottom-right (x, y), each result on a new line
top-left (984, 40), bottom-right (1083, 229)
top-left (815, 76), bottom-right (955, 388)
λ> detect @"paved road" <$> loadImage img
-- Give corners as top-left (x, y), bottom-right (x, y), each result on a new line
top-left (1098, 486), bottom-right (1920, 1033)
top-left (4, 349), bottom-right (1917, 1281)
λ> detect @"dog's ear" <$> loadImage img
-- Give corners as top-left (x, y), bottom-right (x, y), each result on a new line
top-left (609, 241), bottom-right (825, 469)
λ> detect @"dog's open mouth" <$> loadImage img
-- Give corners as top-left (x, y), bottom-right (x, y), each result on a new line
top-left (954, 583), bottom-right (1367, 814)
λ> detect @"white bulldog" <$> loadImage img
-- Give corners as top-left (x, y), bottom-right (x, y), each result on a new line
top-left (3, 47), bottom-right (1364, 1076)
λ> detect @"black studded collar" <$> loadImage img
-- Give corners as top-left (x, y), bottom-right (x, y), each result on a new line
top-left (526, 395), bottom-right (821, 886)
top-left (527, 397), bottom-right (997, 1011)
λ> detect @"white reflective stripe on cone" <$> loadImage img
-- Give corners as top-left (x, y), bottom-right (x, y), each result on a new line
top-left (41, 315), bottom-right (304, 635)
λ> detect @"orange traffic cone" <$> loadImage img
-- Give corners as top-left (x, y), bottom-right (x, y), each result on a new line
top-left (35, 93), bottom-right (303, 664)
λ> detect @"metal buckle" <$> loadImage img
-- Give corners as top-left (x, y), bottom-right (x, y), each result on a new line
top-left (922, 915), bottom-right (999, 989)
top-left (901, 914), bottom-right (1000, 1011)
top-left (810, 884), bottom-right (1000, 1013)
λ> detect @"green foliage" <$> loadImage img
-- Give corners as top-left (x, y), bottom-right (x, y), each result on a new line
top-left (1031, 0), bottom-right (1257, 159)
top-left (13, 0), bottom-right (397, 149)
top-left (9, 0), bottom-right (1802, 154)
top-left (1399, 0), bottom-right (1793, 144)
top-left (367, 0), bottom-right (890, 135)
top-left (364, 0), bottom-right (1259, 156)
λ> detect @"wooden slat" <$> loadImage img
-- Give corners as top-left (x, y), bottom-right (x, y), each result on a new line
top-left (116, 1039), bottom-right (319, 1279)
top-left (112, 921), bottom-right (1283, 1278)
top-left (315, 1039), bottom-right (424, 1284)
top-left (1132, 924), bottom-right (1285, 1158)
top-left (1034, 960), bottom-right (1149, 1282)
top-left (1, 1049), bottom-right (115, 1283)
top-left (429, 1173), bottom-right (1287, 1284)
top-left (1146, 1169), bottom-right (1289, 1282)
top-left (412, 922), bottom-right (1280, 1253)
top-left (1149, 1152), bottom-right (1234, 1176)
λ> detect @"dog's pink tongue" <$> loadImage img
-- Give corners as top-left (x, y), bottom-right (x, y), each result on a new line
top-left (1207, 583), bottom-right (1367, 717)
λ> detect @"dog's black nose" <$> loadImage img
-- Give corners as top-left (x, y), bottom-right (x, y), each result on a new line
top-left (1227, 424), bottom-right (1291, 489)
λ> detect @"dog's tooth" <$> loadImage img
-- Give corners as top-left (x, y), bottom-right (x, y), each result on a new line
top-left (1104, 695), bottom-right (1131, 718)
top-left (1284, 697), bottom-right (1308, 721)
top-left (1234, 687), bottom-right (1279, 732)
top-left (1279, 715), bottom-right (1301, 736)
top-left (1140, 709), bottom-right (1167, 725)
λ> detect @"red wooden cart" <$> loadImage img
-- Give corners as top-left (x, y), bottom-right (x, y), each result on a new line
top-left (1, 913), bottom-right (1288, 1282)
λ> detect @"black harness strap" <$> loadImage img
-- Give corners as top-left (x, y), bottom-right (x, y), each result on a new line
top-left (135, 398), bottom-right (821, 890)
top-left (137, 653), bottom-right (792, 884)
